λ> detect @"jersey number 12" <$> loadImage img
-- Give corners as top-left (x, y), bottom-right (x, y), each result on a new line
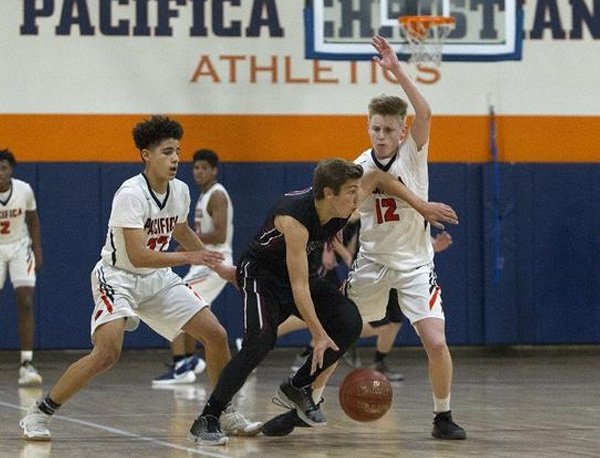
top-left (375, 198), bottom-right (399, 224)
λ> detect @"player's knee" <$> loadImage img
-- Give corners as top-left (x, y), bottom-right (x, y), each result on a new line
top-left (424, 336), bottom-right (448, 357)
top-left (335, 305), bottom-right (362, 347)
top-left (91, 347), bottom-right (121, 372)
top-left (203, 323), bottom-right (228, 350)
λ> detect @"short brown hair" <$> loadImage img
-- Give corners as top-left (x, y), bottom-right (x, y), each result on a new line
top-left (313, 158), bottom-right (363, 199)
top-left (368, 94), bottom-right (408, 121)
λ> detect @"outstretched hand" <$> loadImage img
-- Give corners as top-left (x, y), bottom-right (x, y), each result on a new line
top-left (421, 202), bottom-right (459, 230)
top-left (188, 250), bottom-right (225, 268)
top-left (371, 35), bottom-right (401, 71)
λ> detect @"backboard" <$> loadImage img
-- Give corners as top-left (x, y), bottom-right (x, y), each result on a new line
top-left (305, 0), bottom-right (523, 62)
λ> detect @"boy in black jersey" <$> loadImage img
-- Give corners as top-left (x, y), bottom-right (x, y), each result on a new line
top-left (188, 158), bottom-right (365, 445)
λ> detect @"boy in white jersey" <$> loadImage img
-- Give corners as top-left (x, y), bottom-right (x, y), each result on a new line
top-left (346, 36), bottom-right (466, 439)
top-left (20, 116), bottom-right (260, 442)
top-left (153, 149), bottom-right (235, 385)
top-left (262, 36), bottom-right (465, 440)
top-left (0, 149), bottom-right (44, 386)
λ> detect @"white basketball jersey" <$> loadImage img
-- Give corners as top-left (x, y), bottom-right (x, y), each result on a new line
top-left (193, 183), bottom-right (233, 256)
top-left (0, 179), bottom-right (37, 245)
top-left (355, 133), bottom-right (434, 271)
top-left (101, 174), bottom-right (190, 275)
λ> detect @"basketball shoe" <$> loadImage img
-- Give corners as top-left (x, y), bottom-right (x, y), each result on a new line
top-left (220, 404), bottom-right (263, 436)
top-left (20, 402), bottom-right (52, 441)
top-left (431, 410), bottom-right (467, 440)
top-left (341, 345), bottom-right (362, 369)
top-left (188, 414), bottom-right (228, 446)
top-left (370, 360), bottom-right (404, 382)
top-left (19, 362), bottom-right (43, 387)
top-left (262, 409), bottom-right (310, 436)
top-left (152, 359), bottom-right (196, 386)
top-left (277, 378), bottom-right (326, 426)
top-left (186, 355), bottom-right (206, 375)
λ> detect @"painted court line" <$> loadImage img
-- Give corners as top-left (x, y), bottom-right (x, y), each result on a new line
top-left (0, 401), bottom-right (233, 458)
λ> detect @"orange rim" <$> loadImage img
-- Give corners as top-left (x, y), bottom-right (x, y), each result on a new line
top-left (399, 15), bottom-right (455, 32)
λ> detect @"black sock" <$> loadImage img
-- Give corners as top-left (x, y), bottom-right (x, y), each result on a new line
top-left (374, 351), bottom-right (388, 363)
top-left (201, 397), bottom-right (227, 418)
top-left (173, 355), bottom-right (185, 364)
top-left (38, 395), bottom-right (61, 416)
top-left (185, 353), bottom-right (195, 359)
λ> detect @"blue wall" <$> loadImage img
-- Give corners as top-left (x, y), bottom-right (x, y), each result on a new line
top-left (0, 162), bottom-right (598, 350)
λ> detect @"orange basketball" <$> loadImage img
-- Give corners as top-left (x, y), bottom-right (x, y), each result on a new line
top-left (338, 368), bottom-right (393, 422)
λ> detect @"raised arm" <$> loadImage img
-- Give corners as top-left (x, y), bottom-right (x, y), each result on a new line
top-left (372, 35), bottom-right (431, 149)
top-left (275, 214), bottom-right (339, 374)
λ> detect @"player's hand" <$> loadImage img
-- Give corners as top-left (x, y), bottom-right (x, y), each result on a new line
top-left (188, 250), bottom-right (225, 268)
top-left (371, 35), bottom-right (401, 72)
top-left (432, 231), bottom-right (453, 253)
top-left (310, 332), bottom-right (339, 375)
top-left (420, 202), bottom-right (459, 230)
top-left (212, 263), bottom-right (239, 289)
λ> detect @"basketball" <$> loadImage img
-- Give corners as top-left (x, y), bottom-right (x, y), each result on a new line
top-left (338, 368), bottom-right (393, 422)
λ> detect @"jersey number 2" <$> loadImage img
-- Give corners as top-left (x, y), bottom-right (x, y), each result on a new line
top-left (0, 221), bottom-right (10, 234)
top-left (375, 198), bottom-right (399, 224)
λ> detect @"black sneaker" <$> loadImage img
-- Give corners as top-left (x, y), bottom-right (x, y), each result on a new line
top-left (188, 414), bottom-right (228, 446)
top-left (277, 379), bottom-right (326, 427)
top-left (431, 411), bottom-right (467, 440)
top-left (370, 360), bottom-right (405, 382)
top-left (262, 409), bottom-right (310, 436)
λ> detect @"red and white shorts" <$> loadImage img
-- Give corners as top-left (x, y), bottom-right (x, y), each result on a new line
top-left (345, 254), bottom-right (444, 325)
top-left (183, 254), bottom-right (232, 305)
top-left (0, 238), bottom-right (36, 289)
top-left (89, 261), bottom-right (209, 342)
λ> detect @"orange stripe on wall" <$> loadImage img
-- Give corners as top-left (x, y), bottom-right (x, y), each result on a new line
top-left (1, 114), bottom-right (599, 163)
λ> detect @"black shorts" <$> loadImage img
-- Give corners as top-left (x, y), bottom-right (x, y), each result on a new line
top-left (369, 289), bottom-right (405, 328)
top-left (237, 259), bottom-right (359, 346)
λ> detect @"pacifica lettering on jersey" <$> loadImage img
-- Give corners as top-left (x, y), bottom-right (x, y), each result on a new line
top-left (144, 216), bottom-right (179, 235)
top-left (0, 208), bottom-right (23, 219)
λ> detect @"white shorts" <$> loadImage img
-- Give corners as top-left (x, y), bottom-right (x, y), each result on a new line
top-left (345, 254), bottom-right (444, 325)
top-left (0, 238), bottom-right (36, 289)
top-left (89, 261), bottom-right (209, 342)
top-left (183, 254), bottom-right (232, 305)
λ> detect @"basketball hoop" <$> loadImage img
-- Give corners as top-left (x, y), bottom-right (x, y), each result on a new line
top-left (398, 16), bottom-right (456, 67)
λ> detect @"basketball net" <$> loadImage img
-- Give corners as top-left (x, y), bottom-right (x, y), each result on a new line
top-left (398, 16), bottom-right (455, 68)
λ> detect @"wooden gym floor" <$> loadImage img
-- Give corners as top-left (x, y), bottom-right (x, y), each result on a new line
top-left (1, 346), bottom-right (599, 458)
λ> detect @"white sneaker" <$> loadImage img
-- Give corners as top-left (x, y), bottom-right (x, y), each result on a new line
top-left (19, 363), bottom-right (43, 387)
top-left (20, 402), bottom-right (51, 441)
top-left (220, 404), bottom-right (262, 436)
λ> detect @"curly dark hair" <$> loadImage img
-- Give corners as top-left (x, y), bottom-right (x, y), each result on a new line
top-left (0, 149), bottom-right (16, 167)
top-left (132, 115), bottom-right (183, 151)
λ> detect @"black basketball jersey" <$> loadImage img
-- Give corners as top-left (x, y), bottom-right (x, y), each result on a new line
top-left (242, 188), bottom-right (349, 281)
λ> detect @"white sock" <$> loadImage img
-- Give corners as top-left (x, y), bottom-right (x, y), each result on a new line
top-left (21, 351), bottom-right (33, 364)
top-left (433, 394), bottom-right (451, 413)
top-left (312, 386), bottom-right (325, 404)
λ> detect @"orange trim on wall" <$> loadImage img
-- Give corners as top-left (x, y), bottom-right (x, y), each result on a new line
top-left (1, 114), bottom-right (599, 163)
